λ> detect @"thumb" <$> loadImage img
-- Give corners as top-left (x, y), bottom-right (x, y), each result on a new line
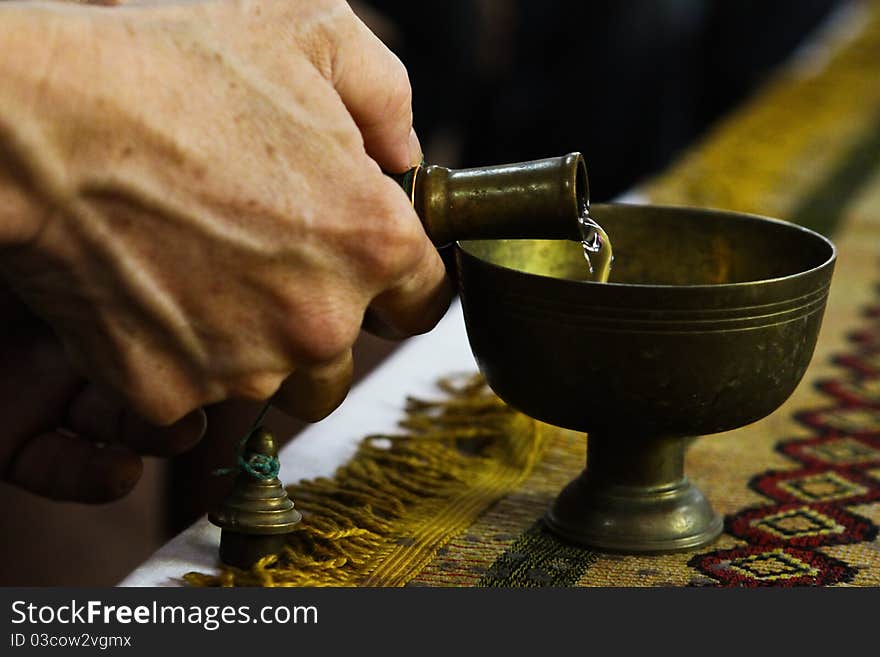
top-left (331, 10), bottom-right (422, 173)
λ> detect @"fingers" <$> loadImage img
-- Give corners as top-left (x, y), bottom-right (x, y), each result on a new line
top-left (65, 384), bottom-right (207, 457)
top-left (361, 306), bottom-right (402, 340)
top-left (366, 240), bottom-right (455, 338)
top-left (1, 373), bottom-right (203, 503)
top-left (348, 172), bottom-right (453, 339)
top-left (120, 408), bottom-right (207, 457)
top-left (331, 10), bottom-right (422, 172)
top-left (272, 350), bottom-right (353, 422)
top-left (320, 9), bottom-right (449, 338)
top-left (6, 430), bottom-right (143, 503)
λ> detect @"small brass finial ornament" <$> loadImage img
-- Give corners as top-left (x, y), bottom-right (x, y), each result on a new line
top-left (209, 426), bottom-right (301, 568)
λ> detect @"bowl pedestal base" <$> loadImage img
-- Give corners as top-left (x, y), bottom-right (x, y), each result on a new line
top-left (545, 433), bottom-right (723, 553)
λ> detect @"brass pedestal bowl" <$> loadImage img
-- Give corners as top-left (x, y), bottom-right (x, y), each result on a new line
top-left (455, 203), bottom-right (836, 553)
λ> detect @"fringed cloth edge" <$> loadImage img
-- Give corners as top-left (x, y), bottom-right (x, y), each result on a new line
top-left (184, 375), bottom-right (551, 587)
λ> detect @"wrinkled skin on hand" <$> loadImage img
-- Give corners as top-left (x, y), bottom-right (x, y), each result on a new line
top-left (0, 0), bottom-right (452, 501)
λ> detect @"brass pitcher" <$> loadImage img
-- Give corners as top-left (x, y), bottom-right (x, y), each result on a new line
top-left (391, 152), bottom-right (588, 246)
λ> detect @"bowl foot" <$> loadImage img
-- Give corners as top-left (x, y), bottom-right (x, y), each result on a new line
top-left (544, 434), bottom-right (722, 553)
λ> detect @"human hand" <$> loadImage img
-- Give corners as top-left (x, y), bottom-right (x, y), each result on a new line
top-left (0, 285), bottom-right (206, 502)
top-left (0, 0), bottom-right (452, 428)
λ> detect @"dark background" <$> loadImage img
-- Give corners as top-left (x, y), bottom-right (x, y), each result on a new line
top-left (384, 0), bottom-right (841, 198)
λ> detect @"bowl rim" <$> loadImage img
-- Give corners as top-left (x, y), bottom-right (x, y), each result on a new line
top-left (456, 202), bottom-right (837, 291)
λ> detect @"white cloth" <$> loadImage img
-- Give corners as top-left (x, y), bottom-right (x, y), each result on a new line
top-left (120, 298), bottom-right (477, 586)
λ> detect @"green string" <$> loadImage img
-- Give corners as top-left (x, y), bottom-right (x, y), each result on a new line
top-left (213, 400), bottom-right (279, 481)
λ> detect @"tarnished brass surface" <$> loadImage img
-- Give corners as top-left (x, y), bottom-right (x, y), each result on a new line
top-left (216, 534), bottom-right (290, 571)
top-left (209, 428), bottom-right (301, 568)
top-left (399, 153), bottom-right (587, 247)
top-left (456, 203), bottom-right (836, 552)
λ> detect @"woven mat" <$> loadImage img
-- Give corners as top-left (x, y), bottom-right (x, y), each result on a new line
top-left (187, 0), bottom-right (880, 587)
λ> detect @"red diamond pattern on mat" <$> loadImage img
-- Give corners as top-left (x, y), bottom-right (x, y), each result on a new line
top-left (689, 274), bottom-right (880, 587)
top-left (847, 328), bottom-right (880, 348)
top-left (726, 502), bottom-right (878, 547)
top-left (796, 407), bottom-right (880, 436)
top-left (833, 350), bottom-right (880, 376)
top-left (816, 378), bottom-right (880, 407)
top-left (689, 547), bottom-right (857, 587)
top-left (750, 466), bottom-right (880, 505)
top-left (779, 435), bottom-right (880, 467)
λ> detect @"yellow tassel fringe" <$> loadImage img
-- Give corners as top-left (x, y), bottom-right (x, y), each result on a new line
top-left (184, 375), bottom-right (551, 587)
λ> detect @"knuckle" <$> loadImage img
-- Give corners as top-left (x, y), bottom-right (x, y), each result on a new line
top-left (121, 369), bottom-right (204, 427)
top-left (382, 61), bottom-right (413, 122)
top-left (356, 190), bottom-right (427, 284)
top-left (228, 372), bottom-right (285, 402)
top-left (287, 307), bottom-right (359, 364)
top-left (132, 395), bottom-right (194, 428)
top-left (290, 4), bottom-right (347, 78)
